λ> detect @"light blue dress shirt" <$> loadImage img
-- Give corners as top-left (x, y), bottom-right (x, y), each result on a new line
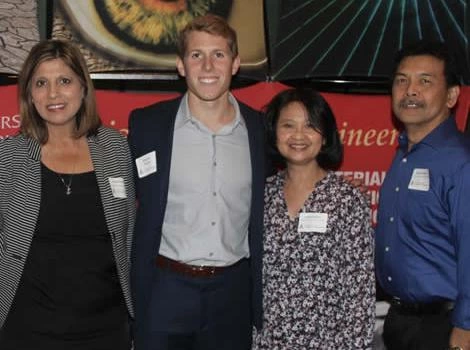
top-left (160, 93), bottom-right (252, 266)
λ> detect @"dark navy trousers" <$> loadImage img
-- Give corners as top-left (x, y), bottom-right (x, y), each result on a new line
top-left (140, 259), bottom-right (252, 350)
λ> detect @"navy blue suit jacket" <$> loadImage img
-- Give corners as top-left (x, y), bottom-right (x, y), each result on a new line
top-left (128, 97), bottom-right (265, 345)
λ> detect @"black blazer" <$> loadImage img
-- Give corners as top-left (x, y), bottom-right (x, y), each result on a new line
top-left (129, 96), bottom-right (265, 344)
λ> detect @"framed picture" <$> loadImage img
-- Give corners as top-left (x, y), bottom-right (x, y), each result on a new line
top-left (0, 0), bottom-right (42, 76)
top-left (51, 0), bottom-right (267, 80)
top-left (266, 0), bottom-right (470, 84)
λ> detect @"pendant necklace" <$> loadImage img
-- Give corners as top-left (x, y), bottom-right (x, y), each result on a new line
top-left (43, 139), bottom-right (78, 196)
top-left (57, 143), bottom-right (78, 196)
top-left (58, 174), bottom-right (73, 195)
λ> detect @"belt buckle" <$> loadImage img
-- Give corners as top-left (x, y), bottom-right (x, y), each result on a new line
top-left (392, 297), bottom-right (418, 313)
top-left (193, 264), bottom-right (216, 276)
top-left (207, 266), bottom-right (216, 275)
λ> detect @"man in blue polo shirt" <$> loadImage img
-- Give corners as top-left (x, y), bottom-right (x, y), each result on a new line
top-left (376, 41), bottom-right (470, 350)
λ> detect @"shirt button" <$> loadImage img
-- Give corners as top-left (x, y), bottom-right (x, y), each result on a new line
top-left (402, 158), bottom-right (407, 163)
top-left (213, 192), bottom-right (217, 196)
top-left (387, 276), bottom-right (392, 282)
top-left (213, 161), bottom-right (217, 166)
top-left (395, 187), bottom-right (399, 192)
top-left (385, 247), bottom-right (390, 252)
top-left (209, 252), bottom-right (214, 257)
top-left (211, 222), bottom-right (216, 226)
top-left (389, 217), bottom-right (394, 222)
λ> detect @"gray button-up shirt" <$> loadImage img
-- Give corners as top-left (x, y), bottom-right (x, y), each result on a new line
top-left (159, 94), bottom-right (252, 266)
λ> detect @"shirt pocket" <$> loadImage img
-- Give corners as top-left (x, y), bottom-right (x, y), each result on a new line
top-left (404, 188), bottom-right (447, 226)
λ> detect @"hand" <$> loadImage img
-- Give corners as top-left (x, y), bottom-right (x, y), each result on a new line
top-left (449, 327), bottom-right (470, 350)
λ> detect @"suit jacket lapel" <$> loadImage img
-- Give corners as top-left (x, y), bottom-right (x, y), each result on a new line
top-left (88, 131), bottom-right (123, 239)
top-left (87, 133), bottom-right (115, 234)
top-left (155, 99), bottom-right (180, 223)
top-left (239, 103), bottom-right (264, 190)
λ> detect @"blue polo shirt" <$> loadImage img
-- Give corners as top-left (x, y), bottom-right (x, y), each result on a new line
top-left (376, 116), bottom-right (470, 329)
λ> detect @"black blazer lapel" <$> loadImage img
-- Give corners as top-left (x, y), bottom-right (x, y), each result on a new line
top-left (155, 100), bottom-right (180, 224)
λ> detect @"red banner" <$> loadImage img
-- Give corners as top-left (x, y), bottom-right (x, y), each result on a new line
top-left (1, 83), bottom-right (469, 224)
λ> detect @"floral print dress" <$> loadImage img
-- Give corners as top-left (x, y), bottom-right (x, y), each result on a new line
top-left (253, 171), bottom-right (375, 350)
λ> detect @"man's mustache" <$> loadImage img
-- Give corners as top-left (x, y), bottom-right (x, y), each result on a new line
top-left (398, 98), bottom-right (425, 108)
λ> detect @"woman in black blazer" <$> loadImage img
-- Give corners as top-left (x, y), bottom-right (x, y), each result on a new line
top-left (0, 40), bottom-right (135, 349)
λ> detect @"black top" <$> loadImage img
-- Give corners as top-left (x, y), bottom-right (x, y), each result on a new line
top-left (0, 164), bottom-right (128, 348)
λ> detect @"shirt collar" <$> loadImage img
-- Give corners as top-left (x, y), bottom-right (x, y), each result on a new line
top-left (174, 93), bottom-right (245, 130)
top-left (398, 115), bottom-right (458, 151)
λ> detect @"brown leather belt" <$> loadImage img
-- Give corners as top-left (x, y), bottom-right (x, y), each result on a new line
top-left (156, 255), bottom-right (244, 278)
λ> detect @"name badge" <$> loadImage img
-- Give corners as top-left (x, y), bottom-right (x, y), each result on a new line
top-left (136, 151), bottom-right (157, 178)
top-left (109, 177), bottom-right (127, 198)
top-left (298, 212), bottom-right (328, 233)
top-left (408, 168), bottom-right (429, 191)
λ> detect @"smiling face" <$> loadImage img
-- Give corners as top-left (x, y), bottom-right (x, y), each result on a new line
top-left (176, 30), bottom-right (240, 104)
top-left (392, 54), bottom-right (459, 136)
top-left (276, 101), bottom-right (324, 167)
top-left (31, 58), bottom-right (85, 133)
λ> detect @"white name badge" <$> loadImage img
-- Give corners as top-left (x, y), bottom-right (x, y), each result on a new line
top-left (298, 212), bottom-right (328, 233)
top-left (109, 177), bottom-right (127, 198)
top-left (136, 151), bottom-right (157, 179)
top-left (408, 168), bottom-right (430, 191)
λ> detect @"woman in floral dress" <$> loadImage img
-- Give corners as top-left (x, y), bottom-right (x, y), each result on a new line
top-left (253, 88), bottom-right (375, 349)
